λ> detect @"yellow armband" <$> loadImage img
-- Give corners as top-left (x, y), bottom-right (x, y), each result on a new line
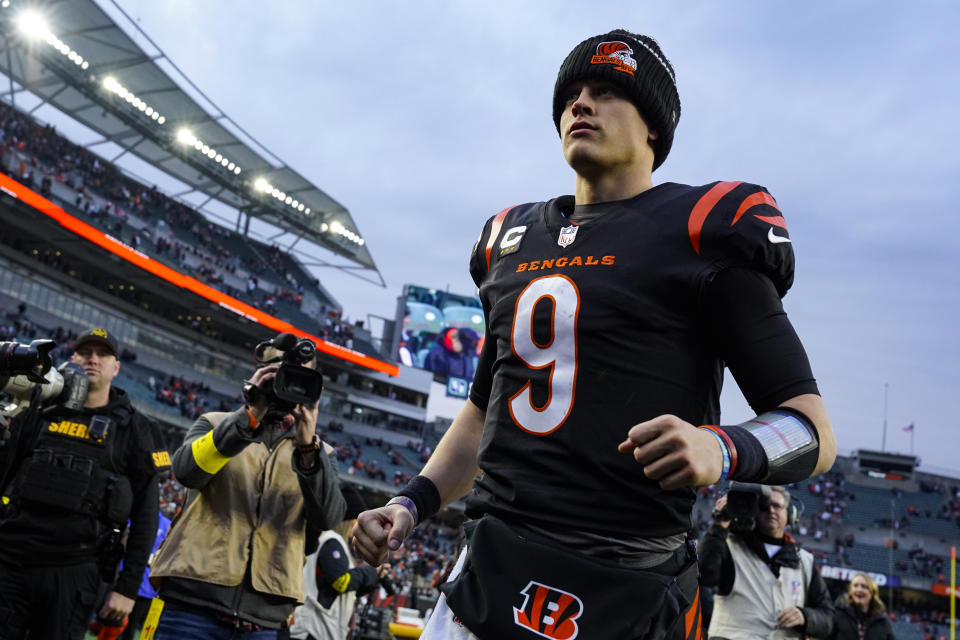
top-left (190, 430), bottom-right (231, 474)
top-left (332, 572), bottom-right (351, 593)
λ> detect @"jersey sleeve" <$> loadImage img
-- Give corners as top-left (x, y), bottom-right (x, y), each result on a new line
top-left (696, 182), bottom-right (796, 297)
top-left (468, 310), bottom-right (494, 410)
top-left (703, 267), bottom-right (819, 413)
top-left (468, 206), bottom-right (517, 406)
top-left (468, 206), bottom-right (516, 288)
top-left (468, 223), bottom-right (490, 289)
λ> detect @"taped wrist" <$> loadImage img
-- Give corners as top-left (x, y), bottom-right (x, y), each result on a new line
top-left (395, 475), bottom-right (441, 525)
top-left (719, 406), bottom-right (820, 484)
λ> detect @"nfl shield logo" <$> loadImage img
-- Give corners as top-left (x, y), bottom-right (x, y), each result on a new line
top-left (557, 224), bottom-right (579, 248)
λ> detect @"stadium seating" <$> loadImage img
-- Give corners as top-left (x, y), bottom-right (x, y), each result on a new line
top-left (0, 101), bottom-right (364, 347)
top-left (832, 484), bottom-right (957, 539)
top-left (890, 619), bottom-right (923, 640)
top-left (890, 616), bottom-right (947, 640)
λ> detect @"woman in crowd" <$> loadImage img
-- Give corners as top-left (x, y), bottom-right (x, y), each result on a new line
top-left (831, 572), bottom-right (896, 640)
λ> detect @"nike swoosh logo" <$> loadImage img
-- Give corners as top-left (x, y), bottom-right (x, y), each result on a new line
top-left (768, 227), bottom-right (791, 244)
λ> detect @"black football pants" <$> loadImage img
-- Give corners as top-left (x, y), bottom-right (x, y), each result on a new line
top-left (0, 560), bottom-right (100, 640)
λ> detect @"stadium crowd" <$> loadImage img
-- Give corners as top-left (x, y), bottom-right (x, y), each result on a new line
top-left (319, 430), bottom-right (423, 486)
top-left (149, 374), bottom-right (214, 421)
top-left (0, 102), bottom-right (378, 345)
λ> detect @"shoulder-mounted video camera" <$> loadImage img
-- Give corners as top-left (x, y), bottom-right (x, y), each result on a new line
top-left (244, 333), bottom-right (324, 425)
top-left (713, 482), bottom-right (800, 533)
top-left (1, 340), bottom-right (89, 439)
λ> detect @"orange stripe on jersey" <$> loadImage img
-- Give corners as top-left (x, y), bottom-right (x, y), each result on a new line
top-left (731, 191), bottom-right (780, 225)
top-left (753, 214), bottom-right (787, 229)
top-left (484, 206), bottom-right (513, 271)
top-left (688, 181), bottom-right (742, 254)
top-left (694, 601), bottom-right (703, 640)
top-left (685, 586), bottom-right (703, 639)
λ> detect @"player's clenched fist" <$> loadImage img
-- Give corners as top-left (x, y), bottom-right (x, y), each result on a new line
top-left (617, 414), bottom-right (724, 490)
top-left (351, 504), bottom-right (415, 567)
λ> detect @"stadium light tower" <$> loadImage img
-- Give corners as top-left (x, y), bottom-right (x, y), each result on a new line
top-left (15, 9), bottom-right (49, 40)
top-left (176, 128), bottom-right (197, 146)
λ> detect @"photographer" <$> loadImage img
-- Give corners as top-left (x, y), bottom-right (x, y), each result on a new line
top-left (0, 328), bottom-right (170, 640)
top-left (700, 485), bottom-right (834, 639)
top-left (149, 333), bottom-right (345, 639)
top-left (290, 485), bottom-right (388, 640)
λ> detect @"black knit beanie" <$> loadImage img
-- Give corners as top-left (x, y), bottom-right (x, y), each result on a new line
top-left (552, 29), bottom-right (680, 171)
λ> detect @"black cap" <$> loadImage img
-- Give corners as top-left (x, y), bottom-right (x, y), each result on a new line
top-left (553, 29), bottom-right (680, 171)
top-left (74, 328), bottom-right (119, 358)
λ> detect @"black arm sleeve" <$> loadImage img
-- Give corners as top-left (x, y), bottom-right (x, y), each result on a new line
top-left (468, 314), bottom-right (494, 411)
top-left (114, 415), bottom-right (162, 598)
top-left (703, 267), bottom-right (820, 413)
top-left (349, 566), bottom-right (380, 596)
top-left (698, 525), bottom-right (736, 595)
top-left (0, 412), bottom-right (34, 492)
top-left (114, 472), bottom-right (159, 598)
top-left (800, 563), bottom-right (835, 637)
top-left (294, 448), bottom-right (346, 536)
top-left (315, 538), bottom-right (379, 595)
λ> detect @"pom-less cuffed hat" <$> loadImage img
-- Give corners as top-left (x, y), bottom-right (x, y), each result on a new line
top-left (553, 29), bottom-right (680, 171)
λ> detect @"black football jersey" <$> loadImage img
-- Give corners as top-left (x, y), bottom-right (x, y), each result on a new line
top-left (465, 181), bottom-right (796, 537)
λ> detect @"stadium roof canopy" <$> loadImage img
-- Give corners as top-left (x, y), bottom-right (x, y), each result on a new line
top-left (0, 0), bottom-right (382, 283)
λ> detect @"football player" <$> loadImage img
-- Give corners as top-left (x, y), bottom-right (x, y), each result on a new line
top-left (353, 29), bottom-right (837, 640)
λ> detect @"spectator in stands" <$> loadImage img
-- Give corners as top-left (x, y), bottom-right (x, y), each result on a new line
top-left (289, 485), bottom-right (385, 640)
top-left (829, 573), bottom-right (896, 640)
top-left (422, 328), bottom-right (475, 379)
top-left (700, 486), bottom-right (835, 639)
top-left (0, 327), bottom-right (170, 640)
top-left (149, 335), bottom-right (345, 638)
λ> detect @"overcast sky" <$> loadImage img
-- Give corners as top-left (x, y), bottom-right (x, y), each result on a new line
top-left (35, 1), bottom-right (960, 471)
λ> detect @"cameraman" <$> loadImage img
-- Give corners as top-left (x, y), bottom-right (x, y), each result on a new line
top-left (149, 334), bottom-right (345, 639)
top-left (700, 485), bottom-right (834, 639)
top-left (0, 328), bottom-right (170, 640)
top-left (290, 485), bottom-right (387, 640)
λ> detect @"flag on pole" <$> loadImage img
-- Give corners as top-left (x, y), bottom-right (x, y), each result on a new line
top-left (903, 423), bottom-right (914, 432)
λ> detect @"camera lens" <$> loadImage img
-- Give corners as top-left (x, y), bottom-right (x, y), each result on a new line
top-left (295, 340), bottom-right (316, 361)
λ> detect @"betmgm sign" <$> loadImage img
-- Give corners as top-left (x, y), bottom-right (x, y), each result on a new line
top-left (819, 565), bottom-right (900, 588)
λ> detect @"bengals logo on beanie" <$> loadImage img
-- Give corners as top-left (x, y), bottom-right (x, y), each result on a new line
top-left (552, 29), bottom-right (681, 171)
top-left (591, 41), bottom-right (637, 76)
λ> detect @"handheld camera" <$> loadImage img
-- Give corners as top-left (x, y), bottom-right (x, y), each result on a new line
top-left (713, 482), bottom-right (800, 532)
top-left (246, 333), bottom-right (324, 425)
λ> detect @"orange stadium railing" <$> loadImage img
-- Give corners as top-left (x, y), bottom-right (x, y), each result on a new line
top-left (0, 171), bottom-right (399, 376)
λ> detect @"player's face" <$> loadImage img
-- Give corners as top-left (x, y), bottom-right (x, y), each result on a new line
top-left (757, 492), bottom-right (788, 538)
top-left (71, 344), bottom-right (119, 391)
top-left (559, 80), bottom-right (656, 178)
